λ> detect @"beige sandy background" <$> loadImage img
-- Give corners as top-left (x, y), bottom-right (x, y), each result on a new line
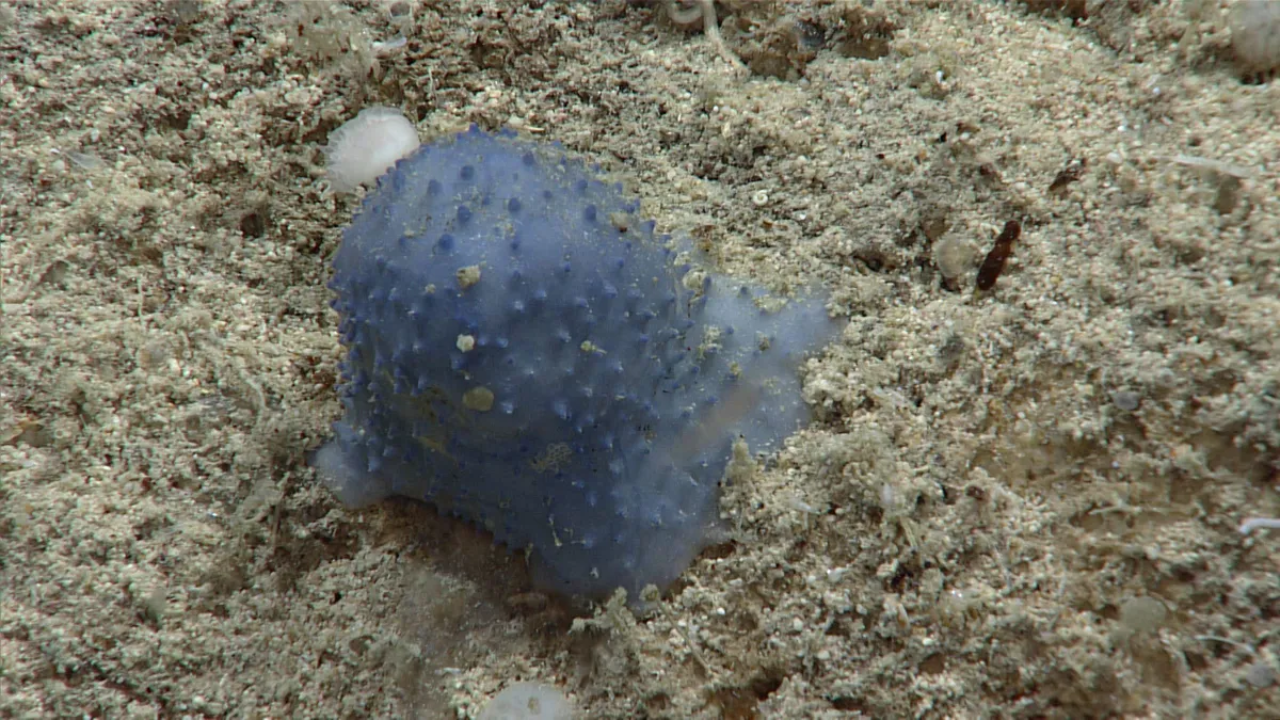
top-left (2, 1), bottom-right (1278, 718)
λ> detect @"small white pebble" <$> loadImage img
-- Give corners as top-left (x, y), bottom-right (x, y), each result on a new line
top-left (1239, 517), bottom-right (1280, 534)
top-left (457, 334), bottom-right (476, 352)
top-left (372, 35), bottom-right (407, 54)
top-left (1246, 661), bottom-right (1277, 688)
top-left (325, 106), bottom-right (420, 193)
top-left (1119, 596), bottom-right (1167, 634)
top-left (1111, 390), bottom-right (1141, 412)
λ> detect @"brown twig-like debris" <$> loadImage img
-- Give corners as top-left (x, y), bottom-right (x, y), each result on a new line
top-left (976, 220), bottom-right (1022, 291)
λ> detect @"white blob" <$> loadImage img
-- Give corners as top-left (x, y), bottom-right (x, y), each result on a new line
top-left (325, 106), bottom-right (420, 193)
top-left (311, 440), bottom-right (391, 507)
top-left (477, 683), bottom-right (574, 720)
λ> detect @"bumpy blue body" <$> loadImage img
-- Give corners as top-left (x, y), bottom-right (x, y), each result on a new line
top-left (316, 126), bottom-right (837, 599)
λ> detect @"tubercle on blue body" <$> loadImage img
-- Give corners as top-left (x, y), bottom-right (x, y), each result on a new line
top-left (314, 125), bottom-right (841, 601)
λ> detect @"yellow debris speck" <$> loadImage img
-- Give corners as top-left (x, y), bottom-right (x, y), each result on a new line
top-left (456, 265), bottom-right (482, 289)
top-left (462, 386), bottom-right (494, 412)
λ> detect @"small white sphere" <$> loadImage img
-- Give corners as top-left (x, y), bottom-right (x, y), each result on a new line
top-left (325, 106), bottom-right (420, 193)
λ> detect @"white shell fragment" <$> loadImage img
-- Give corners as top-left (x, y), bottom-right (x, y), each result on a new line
top-left (325, 106), bottom-right (420, 193)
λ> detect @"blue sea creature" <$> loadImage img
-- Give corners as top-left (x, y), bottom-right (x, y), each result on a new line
top-left (314, 126), bottom-right (839, 600)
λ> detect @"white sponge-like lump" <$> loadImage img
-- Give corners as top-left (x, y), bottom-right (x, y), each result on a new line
top-left (325, 106), bottom-right (420, 193)
top-left (310, 439), bottom-right (391, 508)
top-left (477, 683), bottom-right (574, 720)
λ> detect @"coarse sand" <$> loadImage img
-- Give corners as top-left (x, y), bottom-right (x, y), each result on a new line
top-left (2, 1), bottom-right (1277, 718)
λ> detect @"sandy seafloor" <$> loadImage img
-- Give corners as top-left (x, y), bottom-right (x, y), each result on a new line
top-left (2, 0), bottom-right (1278, 718)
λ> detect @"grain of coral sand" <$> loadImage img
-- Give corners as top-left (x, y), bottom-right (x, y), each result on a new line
top-left (1, 1), bottom-right (1277, 718)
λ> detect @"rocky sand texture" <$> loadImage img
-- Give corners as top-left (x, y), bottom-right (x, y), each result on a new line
top-left (2, 1), bottom-right (1277, 718)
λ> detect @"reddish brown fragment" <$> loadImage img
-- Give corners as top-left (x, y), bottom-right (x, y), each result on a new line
top-left (1020, 0), bottom-right (1088, 21)
top-left (1048, 158), bottom-right (1087, 195)
top-left (975, 220), bottom-right (1021, 291)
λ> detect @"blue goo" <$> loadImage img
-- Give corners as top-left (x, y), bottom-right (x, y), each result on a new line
top-left (315, 126), bottom-right (838, 600)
